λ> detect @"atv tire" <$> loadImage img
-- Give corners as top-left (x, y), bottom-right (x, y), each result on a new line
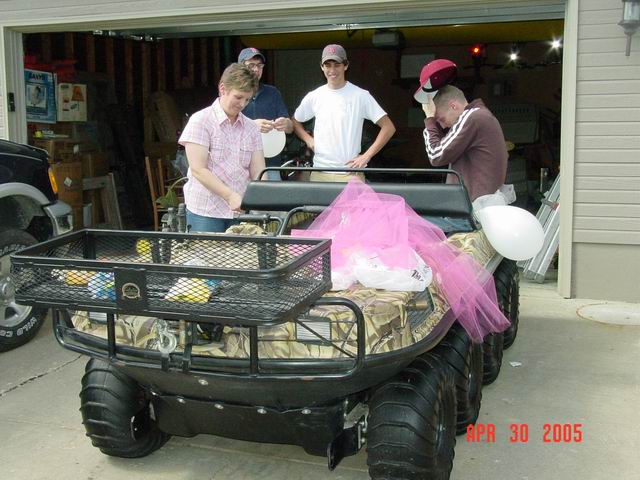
top-left (482, 332), bottom-right (504, 385)
top-left (0, 228), bottom-right (47, 352)
top-left (434, 323), bottom-right (483, 435)
top-left (367, 353), bottom-right (457, 480)
top-left (80, 359), bottom-right (170, 458)
top-left (495, 259), bottom-right (520, 349)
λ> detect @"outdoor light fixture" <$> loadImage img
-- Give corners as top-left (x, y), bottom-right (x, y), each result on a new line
top-left (619, 0), bottom-right (640, 56)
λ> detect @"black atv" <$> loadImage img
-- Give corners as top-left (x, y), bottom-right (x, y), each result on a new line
top-left (10, 168), bottom-right (518, 479)
top-left (0, 139), bottom-right (73, 351)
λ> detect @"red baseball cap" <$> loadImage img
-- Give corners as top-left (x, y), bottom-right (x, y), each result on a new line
top-left (414, 59), bottom-right (457, 104)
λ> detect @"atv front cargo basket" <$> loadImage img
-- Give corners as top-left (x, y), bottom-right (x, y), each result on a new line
top-left (11, 229), bottom-right (331, 325)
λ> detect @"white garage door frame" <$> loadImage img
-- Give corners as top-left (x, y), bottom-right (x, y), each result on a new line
top-left (0, 0), bottom-right (575, 298)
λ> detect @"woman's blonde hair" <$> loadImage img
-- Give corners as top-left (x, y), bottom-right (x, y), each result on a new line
top-left (219, 63), bottom-right (259, 94)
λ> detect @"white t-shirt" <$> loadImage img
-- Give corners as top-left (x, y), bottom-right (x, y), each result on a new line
top-left (294, 82), bottom-right (387, 169)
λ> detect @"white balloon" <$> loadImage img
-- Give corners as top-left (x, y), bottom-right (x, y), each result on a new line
top-left (261, 129), bottom-right (286, 158)
top-left (475, 205), bottom-right (545, 261)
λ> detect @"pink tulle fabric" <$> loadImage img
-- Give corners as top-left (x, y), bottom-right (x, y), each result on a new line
top-left (291, 179), bottom-right (510, 342)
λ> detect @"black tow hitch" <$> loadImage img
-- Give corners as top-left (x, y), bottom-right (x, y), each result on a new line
top-left (327, 426), bottom-right (360, 471)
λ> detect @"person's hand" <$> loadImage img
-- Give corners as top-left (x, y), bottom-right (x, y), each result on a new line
top-left (225, 191), bottom-right (243, 212)
top-left (422, 97), bottom-right (436, 118)
top-left (346, 154), bottom-right (370, 169)
top-left (255, 119), bottom-right (274, 133)
top-left (305, 138), bottom-right (315, 152)
top-left (273, 117), bottom-right (289, 132)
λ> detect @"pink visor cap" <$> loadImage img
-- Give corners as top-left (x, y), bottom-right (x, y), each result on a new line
top-left (413, 59), bottom-right (458, 104)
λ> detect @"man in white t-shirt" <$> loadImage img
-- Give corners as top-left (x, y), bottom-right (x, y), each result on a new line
top-left (292, 44), bottom-right (396, 182)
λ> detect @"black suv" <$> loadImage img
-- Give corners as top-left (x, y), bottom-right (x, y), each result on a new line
top-left (0, 139), bottom-right (72, 351)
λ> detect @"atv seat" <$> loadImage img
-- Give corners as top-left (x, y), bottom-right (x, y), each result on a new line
top-left (241, 180), bottom-right (476, 232)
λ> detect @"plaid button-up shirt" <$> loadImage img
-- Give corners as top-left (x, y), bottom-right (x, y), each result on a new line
top-left (179, 99), bottom-right (262, 219)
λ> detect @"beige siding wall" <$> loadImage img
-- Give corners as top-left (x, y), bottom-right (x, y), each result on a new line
top-left (575, 0), bottom-right (640, 245)
top-left (573, 243), bottom-right (640, 302)
top-left (572, 0), bottom-right (640, 301)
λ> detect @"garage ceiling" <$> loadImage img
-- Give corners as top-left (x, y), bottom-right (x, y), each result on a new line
top-left (237, 20), bottom-right (565, 49)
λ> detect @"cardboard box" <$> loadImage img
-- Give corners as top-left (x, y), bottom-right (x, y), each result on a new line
top-left (32, 139), bottom-right (97, 163)
top-left (51, 161), bottom-right (83, 207)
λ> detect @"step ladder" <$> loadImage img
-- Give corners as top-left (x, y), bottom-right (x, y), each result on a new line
top-left (518, 175), bottom-right (560, 282)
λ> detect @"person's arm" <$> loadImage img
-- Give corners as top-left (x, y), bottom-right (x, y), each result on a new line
top-left (184, 142), bottom-right (242, 211)
top-left (347, 115), bottom-right (396, 168)
top-left (292, 118), bottom-right (314, 151)
top-left (423, 100), bottom-right (479, 167)
top-left (249, 149), bottom-right (266, 181)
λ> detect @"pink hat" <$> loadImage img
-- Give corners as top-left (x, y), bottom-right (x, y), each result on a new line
top-left (414, 59), bottom-right (458, 104)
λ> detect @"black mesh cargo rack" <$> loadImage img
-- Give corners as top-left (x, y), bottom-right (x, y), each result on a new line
top-left (11, 229), bottom-right (331, 326)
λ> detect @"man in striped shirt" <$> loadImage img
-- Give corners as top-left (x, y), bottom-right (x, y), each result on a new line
top-left (179, 63), bottom-right (265, 233)
top-left (422, 85), bottom-right (507, 203)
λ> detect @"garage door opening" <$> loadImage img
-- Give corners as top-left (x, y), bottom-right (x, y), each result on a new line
top-left (19, 18), bottom-right (564, 231)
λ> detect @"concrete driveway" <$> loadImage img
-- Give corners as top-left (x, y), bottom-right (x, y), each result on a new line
top-left (1, 281), bottom-right (639, 479)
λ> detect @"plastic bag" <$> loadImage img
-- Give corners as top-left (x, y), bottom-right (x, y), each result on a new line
top-left (351, 248), bottom-right (433, 292)
top-left (472, 184), bottom-right (516, 213)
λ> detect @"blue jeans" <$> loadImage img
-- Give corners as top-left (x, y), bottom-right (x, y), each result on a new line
top-left (186, 209), bottom-right (239, 233)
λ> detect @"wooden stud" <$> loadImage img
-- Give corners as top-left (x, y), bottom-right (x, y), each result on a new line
top-left (142, 42), bottom-right (152, 143)
top-left (64, 33), bottom-right (74, 59)
top-left (187, 39), bottom-right (195, 88)
top-left (212, 37), bottom-right (221, 82)
top-left (41, 33), bottom-right (52, 63)
top-left (105, 37), bottom-right (115, 81)
top-left (156, 41), bottom-right (166, 91)
top-left (200, 38), bottom-right (208, 86)
top-left (125, 40), bottom-right (133, 105)
top-left (86, 35), bottom-right (95, 72)
top-left (173, 39), bottom-right (181, 89)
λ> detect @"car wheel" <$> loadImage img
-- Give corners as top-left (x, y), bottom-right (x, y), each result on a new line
top-left (0, 228), bottom-right (47, 352)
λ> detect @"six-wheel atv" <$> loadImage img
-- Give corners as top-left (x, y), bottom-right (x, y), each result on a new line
top-left (10, 168), bottom-right (519, 479)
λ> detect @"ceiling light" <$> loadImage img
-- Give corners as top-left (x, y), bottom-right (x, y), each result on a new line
top-left (509, 52), bottom-right (518, 61)
top-left (551, 39), bottom-right (562, 49)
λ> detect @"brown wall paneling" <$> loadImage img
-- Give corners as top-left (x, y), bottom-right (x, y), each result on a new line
top-left (86, 35), bottom-right (95, 72)
top-left (173, 39), bottom-right (181, 89)
top-left (200, 38), bottom-right (208, 86)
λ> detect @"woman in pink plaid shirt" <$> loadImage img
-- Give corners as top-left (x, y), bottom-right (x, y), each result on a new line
top-left (179, 63), bottom-right (266, 232)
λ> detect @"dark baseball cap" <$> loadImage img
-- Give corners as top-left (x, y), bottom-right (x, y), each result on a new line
top-left (238, 47), bottom-right (265, 64)
top-left (321, 44), bottom-right (347, 64)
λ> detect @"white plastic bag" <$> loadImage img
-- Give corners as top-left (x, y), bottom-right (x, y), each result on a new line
top-left (473, 184), bottom-right (516, 213)
top-left (351, 249), bottom-right (433, 292)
